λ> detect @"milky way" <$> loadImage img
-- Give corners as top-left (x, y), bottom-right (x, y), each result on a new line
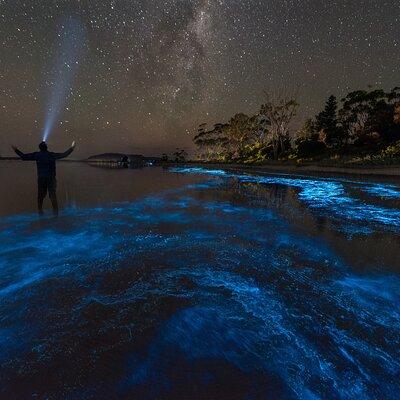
top-left (1, 1), bottom-right (399, 156)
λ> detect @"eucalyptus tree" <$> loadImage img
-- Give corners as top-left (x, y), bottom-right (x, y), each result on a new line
top-left (260, 92), bottom-right (299, 159)
top-left (194, 122), bottom-right (229, 161)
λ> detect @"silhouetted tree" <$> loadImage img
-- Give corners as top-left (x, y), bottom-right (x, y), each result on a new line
top-left (225, 113), bottom-right (253, 158)
top-left (194, 122), bottom-right (230, 161)
top-left (192, 86), bottom-right (400, 164)
top-left (161, 153), bottom-right (168, 162)
top-left (294, 119), bottom-right (326, 158)
top-left (339, 88), bottom-right (400, 145)
top-left (260, 92), bottom-right (298, 159)
top-left (173, 148), bottom-right (188, 163)
top-left (297, 118), bottom-right (317, 140)
top-left (394, 104), bottom-right (400, 125)
top-left (315, 95), bottom-right (344, 146)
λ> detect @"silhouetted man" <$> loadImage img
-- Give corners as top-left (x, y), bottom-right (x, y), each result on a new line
top-left (12, 141), bottom-right (76, 216)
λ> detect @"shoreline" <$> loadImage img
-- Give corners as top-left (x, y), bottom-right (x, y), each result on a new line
top-left (179, 161), bottom-right (400, 179)
top-left (2, 158), bottom-right (400, 178)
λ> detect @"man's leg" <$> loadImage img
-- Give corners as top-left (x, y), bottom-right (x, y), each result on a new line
top-left (37, 178), bottom-right (47, 216)
top-left (48, 178), bottom-right (58, 216)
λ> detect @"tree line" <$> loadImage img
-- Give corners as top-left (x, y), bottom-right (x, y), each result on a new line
top-left (193, 87), bottom-right (400, 164)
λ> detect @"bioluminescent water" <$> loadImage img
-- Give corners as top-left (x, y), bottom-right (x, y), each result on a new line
top-left (42, 17), bottom-right (86, 141)
top-left (0, 164), bottom-right (399, 399)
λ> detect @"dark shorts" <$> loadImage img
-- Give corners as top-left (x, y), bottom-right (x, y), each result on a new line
top-left (37, 177), bottom-right (57, 197)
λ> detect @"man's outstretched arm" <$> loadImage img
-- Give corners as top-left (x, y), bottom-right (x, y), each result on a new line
top-left (52, 141), bottom-right (76, 159)
top-left (11, 146), bottom-right (37, 160)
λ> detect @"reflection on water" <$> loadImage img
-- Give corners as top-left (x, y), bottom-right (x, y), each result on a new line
top-left (0, 163), bottom-right (399, 399)
top-left (0, 161), bottom-right (195, 217)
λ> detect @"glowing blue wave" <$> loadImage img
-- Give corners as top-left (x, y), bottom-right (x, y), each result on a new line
top-left (359, 183), bottom-right (400, 199)
top-left (0, 177), bottom-right (399, 398)
top-left (172, 167), bottom-right (400, 232)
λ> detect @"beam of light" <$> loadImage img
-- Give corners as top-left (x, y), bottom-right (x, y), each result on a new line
top-left (42, 17), bottom-right (87, 141)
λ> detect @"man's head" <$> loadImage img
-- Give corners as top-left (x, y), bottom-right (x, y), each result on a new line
top-left (39, 141), bottom-right (48, 152)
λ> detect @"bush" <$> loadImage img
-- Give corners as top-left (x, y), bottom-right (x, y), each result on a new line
top-left (241, 142), bottom-right (274, 164)
top-left (381, 140), bottom-right (400, 158)
top-left (295, 139), bottom-right (327, 158)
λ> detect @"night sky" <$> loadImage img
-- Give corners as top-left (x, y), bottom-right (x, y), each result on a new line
top-left (1, 1), bottom-right (399, 157)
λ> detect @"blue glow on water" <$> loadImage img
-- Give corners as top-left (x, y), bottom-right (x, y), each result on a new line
top-left (42, 17), bottom-right (86, 141)
top-left (360, 183), bottom-right (400, 199)
top-left (1, 173), bottom-right (399, 398)
top-left (172, 167), bottom-right (400, 233)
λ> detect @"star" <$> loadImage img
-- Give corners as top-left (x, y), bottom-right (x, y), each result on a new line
top-left (0, 0), bottom-right (399, 156)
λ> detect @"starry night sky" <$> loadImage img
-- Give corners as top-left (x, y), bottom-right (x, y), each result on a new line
top-left (1, 1), bottom-right (399, 157)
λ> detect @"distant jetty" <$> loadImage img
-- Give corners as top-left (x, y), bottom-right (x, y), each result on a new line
top-left (87, 153), bottom-right (162, 167)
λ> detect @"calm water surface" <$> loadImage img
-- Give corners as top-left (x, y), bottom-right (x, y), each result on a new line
top-left (0, 161), bottom-right (399, 399)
